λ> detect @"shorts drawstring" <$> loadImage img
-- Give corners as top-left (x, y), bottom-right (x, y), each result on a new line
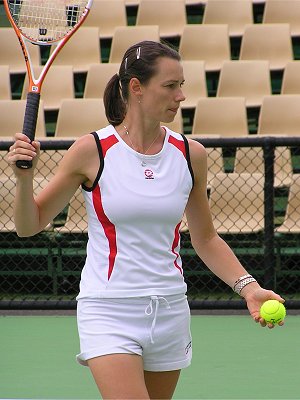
top-left (145, 296), bottom-right (171, 344)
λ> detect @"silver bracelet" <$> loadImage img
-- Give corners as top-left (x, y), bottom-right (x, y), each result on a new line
top-left (233, 274), bottom-right (252, 290)
top-left (233, 277), bottom-right (257, 295)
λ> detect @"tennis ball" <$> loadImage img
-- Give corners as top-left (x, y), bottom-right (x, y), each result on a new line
top-left (260, 300), bottom-right (286, 324)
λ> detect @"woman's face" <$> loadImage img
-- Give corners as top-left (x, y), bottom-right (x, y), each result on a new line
top-left (139, 57), bottom-right (186, 124)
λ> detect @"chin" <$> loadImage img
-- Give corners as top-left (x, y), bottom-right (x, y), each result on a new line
top-left (161, 115), bottom-right (175, 123)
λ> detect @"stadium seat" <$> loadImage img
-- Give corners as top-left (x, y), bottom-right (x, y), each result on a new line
top-left (51, 27), bottom-right (101, 73)
top-left (191, 97), bottom-right (249, 137)
top-left (217, 60), bottom-right (271, 109)
top-left (239, 23), bottom-right (293, 71)
top-left (125, 0), bottom-right (140, 4)
top-left (35, 147), bottom-right (68, 180)
top-left (21, 66), bottom-right (74, 111)
top-left (109, 25), bottom-right (160, 63)
top-left (54, 188), bottom-right (88, 279)
top-left (125, 0), bottom-right (199, 3)
top-left (180, 212), bottom-right (189, 233)
top-left (54, 98), bottom-right (108, 137)
top-left (0, 28), bottom-right (40, 74)
top-left (234, 146), bottom-right (293, 188)
top-left (206, 146), bottom-right (224, 189)
top-left (179, 24), bottom-right (231, 72)
top-left (136, 0), bottom-right (187, 39)
top-left (0, 99), bottom-right (46, 137)
top-left (191, 135), bottom-right (224, 189)
top-left (281, 61), bottom-right (300, 94)
top-left (84, 63), bottom-right (119, 98)
top-left (263, 0), bottom-right (300, 37)
top-left (181, 60), bottom-right (207, 110)
top-left (185, 0), bottom-right (205, 3)
top-left (209, 172), bottom-right (265, 234)
top-left (276, 174), bottom-right (300, 233)
top-left (0, 65), bottom-right (11, 100)
top-left (202, 0), bottom-right (253, 38)
top-left (0, 147), bottom-right (13, 177)
top-left (257, 95), bottom-right (300, 136)
top-left (83, 0), bottom-right (127, 40)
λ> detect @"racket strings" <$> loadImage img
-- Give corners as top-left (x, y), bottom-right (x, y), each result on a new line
top-left (8, 0), bottom-right (88, 42)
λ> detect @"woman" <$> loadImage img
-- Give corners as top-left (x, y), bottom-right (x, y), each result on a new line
top-left (8, 41), bottom-right (284, 400)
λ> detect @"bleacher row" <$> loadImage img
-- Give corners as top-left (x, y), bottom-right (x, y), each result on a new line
top-left (2, 63), bottom-right (300, 137)
top-left (1, 0), bottom-right (300, 137)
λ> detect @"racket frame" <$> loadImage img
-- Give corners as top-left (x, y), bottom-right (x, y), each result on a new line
top-left (3, 0), bottom-right (93, 168)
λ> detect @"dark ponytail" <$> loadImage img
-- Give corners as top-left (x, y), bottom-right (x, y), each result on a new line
top-left (104, 40), bottom-right (181, 127)
top-left (103, 73), bottom-right (126, 126)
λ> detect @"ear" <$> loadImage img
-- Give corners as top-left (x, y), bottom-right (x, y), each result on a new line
top-left (129, 77), bottom-right (143, 98)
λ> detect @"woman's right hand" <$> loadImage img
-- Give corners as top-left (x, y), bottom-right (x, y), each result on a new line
top-left (7, 133), bottom-right (40, 174)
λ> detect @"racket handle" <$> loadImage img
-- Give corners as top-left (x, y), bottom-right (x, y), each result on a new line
top-left (17, 92), bottom-right (41, 169)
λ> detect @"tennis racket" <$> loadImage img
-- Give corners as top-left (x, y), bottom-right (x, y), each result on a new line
top-left (4, 0), bottom-right (93, 169)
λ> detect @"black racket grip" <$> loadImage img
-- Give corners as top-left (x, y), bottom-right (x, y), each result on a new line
top-left (17, 91), bottom-right (41, 169)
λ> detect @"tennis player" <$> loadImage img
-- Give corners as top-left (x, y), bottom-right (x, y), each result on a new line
top-left (8, 41), bottom-right (285, 399)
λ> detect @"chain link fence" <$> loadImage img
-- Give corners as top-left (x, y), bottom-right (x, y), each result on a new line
top-left (1, 136), bottom-right (300, 309)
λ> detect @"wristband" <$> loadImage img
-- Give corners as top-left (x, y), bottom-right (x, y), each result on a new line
top-left (233, 274), bottom-right (252, 288)
top-left (233, 276), bottom-right (257, 295)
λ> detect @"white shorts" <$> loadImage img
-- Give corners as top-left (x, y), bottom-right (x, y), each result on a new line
top-left (76, 294), bottom-right (192, 371)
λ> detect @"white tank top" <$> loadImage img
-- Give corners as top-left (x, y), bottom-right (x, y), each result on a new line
top-left (77, 125), bottom-right (194, 299)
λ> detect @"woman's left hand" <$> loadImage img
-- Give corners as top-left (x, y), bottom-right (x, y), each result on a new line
top-left (243, 287), bottom-right (285, 329)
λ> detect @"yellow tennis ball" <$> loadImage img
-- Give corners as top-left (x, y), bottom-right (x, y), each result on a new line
top-left (260, 300), bottom-right (286, 324)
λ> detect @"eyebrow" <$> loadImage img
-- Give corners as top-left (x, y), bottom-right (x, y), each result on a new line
top-left (164, 79), bottom-right (185, 84)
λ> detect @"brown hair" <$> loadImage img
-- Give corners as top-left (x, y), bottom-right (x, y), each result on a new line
top-left (103, 40), bottom-right (181, 126)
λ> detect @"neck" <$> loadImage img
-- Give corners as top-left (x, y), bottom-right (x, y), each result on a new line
top-left (122, 123), bottom-right (163, 155)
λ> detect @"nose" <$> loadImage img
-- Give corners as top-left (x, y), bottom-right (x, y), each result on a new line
top-left (176, 88), bottom-right (186, 103)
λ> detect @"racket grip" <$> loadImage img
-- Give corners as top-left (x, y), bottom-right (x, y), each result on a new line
top-left (17, 92), bottom-right (41, 169)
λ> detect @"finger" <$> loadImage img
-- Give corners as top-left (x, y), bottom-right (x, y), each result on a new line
top-left (8, 145), bottom-right (37, 164)
top-left (32, 140), bottom-right (41, 152)
top-left (14, 139), bottom-right (37, 151)
top-left (259, 318), bottom-right (267, 327)
top-left (268, 291), bottom-right (285, 303)
top-left (14, 132), bottom-right (32, 142)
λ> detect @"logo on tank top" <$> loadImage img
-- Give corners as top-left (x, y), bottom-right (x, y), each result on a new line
top-left (144, 169), bottom-right (154, 179)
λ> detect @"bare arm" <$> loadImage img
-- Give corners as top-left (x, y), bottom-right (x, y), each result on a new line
top-left (185, 139), bottom-right (284, 326)
top-left (8, 133), bottom-right (98, 237)
top-left (185, 140), bottom-right (251, 287)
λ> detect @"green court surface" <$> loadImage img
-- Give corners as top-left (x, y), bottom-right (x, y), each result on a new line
top-left (1, 314), bottom-right (300, 399)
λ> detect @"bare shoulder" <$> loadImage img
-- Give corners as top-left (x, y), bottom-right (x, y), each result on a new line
top-left (62, 134), bottom-right (97, 163)
top-left (68, 133), bottom-right (97, 155)
top-left (186, 137), bottom-right (207, 167)
top-left (184, 137), bottom-right (208, 187)
top-left (56, 133), bottom-right (99, 182)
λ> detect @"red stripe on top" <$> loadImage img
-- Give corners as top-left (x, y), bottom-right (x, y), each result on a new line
top-left (92, 185), bottom-right (117, 280)
top-left (171, 221), bottom-right (183, 275)
top-left (101, 134), bottom-right (119, 158)
top-left (168, 135), bottom-right (186, 159)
